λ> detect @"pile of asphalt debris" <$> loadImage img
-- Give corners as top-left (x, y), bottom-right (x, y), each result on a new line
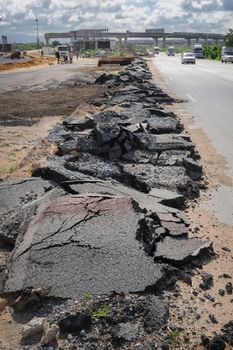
top-left (0, 58), bottom-right (232, 350)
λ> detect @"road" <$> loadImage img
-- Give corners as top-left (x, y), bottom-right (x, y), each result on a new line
top-left (0, 57), bottom-right (97, 93)
top-left (153, 53), bottom-right (233, 177)
top-left (153, 53), bottom-right (233, 225)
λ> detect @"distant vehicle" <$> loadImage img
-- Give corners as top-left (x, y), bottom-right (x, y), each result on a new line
top-left (56, 45), bottom-right (70, 58)
top-left (96, 50), bottom-right (107, 57)
top-left (193, 44), bottom-right (204, 58)
top-left (167, 46), bottom-right (175, 56)
top-left (10, 50), bottom-right (21, 59)
top-left (221, 47), bottom-right (233, 63)
top-left (181, 52), bottom-right (196, 64)
top-left (153, 46), bottom-right (160, 55)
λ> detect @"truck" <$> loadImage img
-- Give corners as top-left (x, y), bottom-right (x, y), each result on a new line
top-left (167, 46), bottom-right (175, 56)
top-left (221, 47), bottom-right (233, 63)
top-left (193, 44), bottom-right (204, 58)
top-left (153, 46), bottom-right (160, 55)
top-left (56, 45), bottom-right (70, 59)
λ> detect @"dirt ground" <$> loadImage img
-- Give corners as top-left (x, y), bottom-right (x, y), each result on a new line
top-left (0, 84), bottom-right (104, 119)
top-left (149, 59), bottom-right (233, 349)
top-left (0, 117), bottom-right (61, 181)
top-left (0, 53), bottom-right (54, 72)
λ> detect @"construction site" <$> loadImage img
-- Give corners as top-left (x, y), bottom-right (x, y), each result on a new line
top-left (0, 18), bottom-right (233, 350)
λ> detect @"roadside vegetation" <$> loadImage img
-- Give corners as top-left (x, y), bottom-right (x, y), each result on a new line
top-left (225, 28), bottom-right (233, 47)
top-left (203, 45), bottom-right (222, 60)
top-left (15, 43), bottom-right (43, 51)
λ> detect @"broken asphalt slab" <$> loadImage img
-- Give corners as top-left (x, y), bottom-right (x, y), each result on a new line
top-left (0, 178), bottom-right (54, 215)
top-left (5, 195), bottom-right (164, 298)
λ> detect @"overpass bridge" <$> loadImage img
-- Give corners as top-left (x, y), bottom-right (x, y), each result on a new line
top-left (44, 30), bottom-right (225, 48)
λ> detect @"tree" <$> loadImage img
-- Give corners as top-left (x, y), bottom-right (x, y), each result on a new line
top-left (225, 29), bottom-right (233, 47)
top-left (52, 40), bottom-right (61, 47)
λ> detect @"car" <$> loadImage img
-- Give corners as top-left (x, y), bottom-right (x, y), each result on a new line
top-left (181, 52), bottom-right (196, 64)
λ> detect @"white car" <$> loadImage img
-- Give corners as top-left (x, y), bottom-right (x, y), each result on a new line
top-left (181, 52), bottom-right (196, 64)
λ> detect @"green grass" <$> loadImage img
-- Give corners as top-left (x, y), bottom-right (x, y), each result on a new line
top-left (92, 305), bottom-right (111, 318)
top-left (0, 168), bottom-right (7, 177)
top-left (15, 133), bottom-right (23, 138)
top-left (83, 292), bottom-right (92, 302)
top-left (15, 43), bottom-right (43, 51)
top-left (8, 149), bottom-right (20, 159)
top-left (63, 111), bottom-right (71, 117)
top-left (168, 329), bottom-right (182, 348)
top-left (9, 163), bottom-right (17, 174)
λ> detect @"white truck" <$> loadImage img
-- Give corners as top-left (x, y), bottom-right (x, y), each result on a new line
top-left (221, 47), bottom-right (233, 63)
top-left (153, 46), bottom-right (160, 55)
top-left (56, 45), bottom-right (70, 59)
top-left (193, 44), bottom-right (204, 58)
top-left (167, 46), bottom-right (175, 56)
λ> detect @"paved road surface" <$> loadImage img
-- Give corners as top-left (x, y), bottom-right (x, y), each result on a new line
top-left (153, 53), bottom-right (233, 177)
top-left (153, 53), bottom-right (233, 225)
top-left (0, 58), bottom-right (97, 93)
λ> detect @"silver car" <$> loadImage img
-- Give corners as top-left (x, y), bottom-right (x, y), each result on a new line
top-left (181, 52), bottom-right (196, 64)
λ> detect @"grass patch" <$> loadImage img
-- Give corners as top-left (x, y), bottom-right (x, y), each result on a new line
top-left (83, 292), bottom-right (92, 302)
top-left (92, 305), bottom-right (111, 318)
top-left (15, 133), bottom-right (23, 138)
top-left (168, 329), bottom-right (183, 348)
top-left (63, 111), bottom-right (71, 117)
top-left (9, 163), bottom-right (17, 174)
top-left (0, 168), bottom-right (7, 177)
top-left (8, 148), bottom-right (21, 159)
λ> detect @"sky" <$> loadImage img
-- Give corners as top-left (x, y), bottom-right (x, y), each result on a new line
top-left (0, 0), bottom-right (232, 43)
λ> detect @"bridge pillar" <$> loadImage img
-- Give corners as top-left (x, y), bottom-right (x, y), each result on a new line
top-left (118, 37), bottom-right (122, 47)
top-left (45, 38), bottom-right (49, 46)
top-left (95, 40), bottom-right (98, 50)
top-left (196, 37), bottom-right (199, 44)
top-left (124, 37), bottom-right (128, 46)
top-left (162, 36), bottom-right (166, 48)
top-left (153, 38), bottom-right (158, 47)
top-left (187, 38), bottom-right (191, 48)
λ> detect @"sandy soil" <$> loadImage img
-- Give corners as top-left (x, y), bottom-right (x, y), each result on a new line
top-left (0, 54), bottom-right (54, 72)
top-left (149, 58), bottom-right (233, 349)
top-left (0, 117), bottom-right (61, 181)
top-left (0, 84), bottom-right (105, 119)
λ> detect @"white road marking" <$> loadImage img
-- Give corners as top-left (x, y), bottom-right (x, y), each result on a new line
top-left (185, 93), bottom-right (196, 103)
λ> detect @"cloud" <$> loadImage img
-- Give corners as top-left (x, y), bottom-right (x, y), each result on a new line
top-left (182, 0), bottom-right (221, 12)
top-left (222, 0), bottom-right (233, 11)
top-left (0, 0), bottom-right (231, 42)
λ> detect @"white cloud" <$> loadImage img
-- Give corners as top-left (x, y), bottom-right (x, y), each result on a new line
top-left (0, 0), bottom-right (231, 42)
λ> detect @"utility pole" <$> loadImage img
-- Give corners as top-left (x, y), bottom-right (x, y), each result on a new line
top-left (35, 19), bottom-right (39, 49)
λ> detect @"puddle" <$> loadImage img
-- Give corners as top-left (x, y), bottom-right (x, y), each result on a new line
top-left (0, 117), bottom-right (42, 127)
top-left (201, 184), bottom-right (233, 225)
